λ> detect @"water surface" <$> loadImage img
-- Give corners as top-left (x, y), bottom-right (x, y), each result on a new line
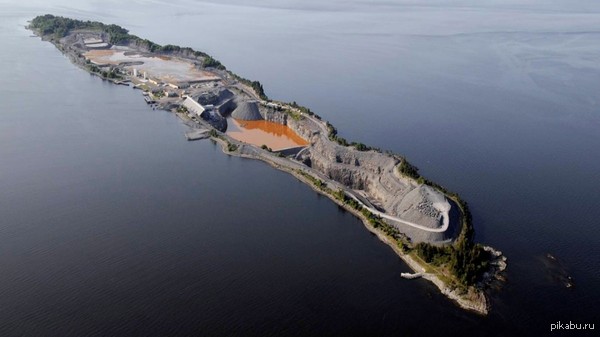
top-left (1, 1), bottom-right (599, 336)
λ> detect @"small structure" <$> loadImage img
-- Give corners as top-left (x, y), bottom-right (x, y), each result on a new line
top-left (143, 96), bottom-right (155, 104)
top-left (167, 82), bottom-right (190, 89)
top-left (83, 38), bottom-right (103, 44)
top-left (148, 78), bottom-right (161, 86)
top-left (83, 37), bottom-right (109, 49)
top-left (185, 129), bottom-right (210, 141)
top-left (86, 42), bottom-right (110, 49)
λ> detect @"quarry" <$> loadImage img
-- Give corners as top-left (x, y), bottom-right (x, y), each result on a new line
top-left (29, 15), bottom-right (506, 315)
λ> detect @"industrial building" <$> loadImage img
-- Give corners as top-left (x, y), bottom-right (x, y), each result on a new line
top-left (182, 96), bottom-right (206, 117)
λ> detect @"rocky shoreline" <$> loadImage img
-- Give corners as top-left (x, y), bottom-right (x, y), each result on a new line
top-left (206, 131), bottom-right (502, 315)
top-left (28, 15), bottom-right (506, 315)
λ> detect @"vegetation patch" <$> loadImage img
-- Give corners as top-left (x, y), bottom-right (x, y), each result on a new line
top-left (326, 122), bottom-right (380, 152)
top-left (226, 71), bottom-right (268, 100)
top-left (397, 157), bottom-right (492, 287)
top-left (226, 142), bottom-right (238, 152)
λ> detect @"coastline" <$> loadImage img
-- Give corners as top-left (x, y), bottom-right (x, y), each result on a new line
top-left (208, 133), bottom-right (489, 315)
top-left (27, 16), bottom-right (505, 316)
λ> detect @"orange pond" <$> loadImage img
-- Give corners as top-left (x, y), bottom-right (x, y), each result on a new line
top-left (226, 118), bottom-right (309, 151)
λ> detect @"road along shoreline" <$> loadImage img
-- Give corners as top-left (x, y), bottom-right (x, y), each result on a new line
top-left (28, 15), bottom-right (507, 315)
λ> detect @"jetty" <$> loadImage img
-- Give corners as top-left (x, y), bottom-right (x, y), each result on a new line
top-left (185, 129), bottom-right (210, 141)
top-left (401, 272), bottom-right (423, 280)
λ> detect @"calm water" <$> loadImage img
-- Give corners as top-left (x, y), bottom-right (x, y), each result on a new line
top-left (1, 1), bottom-right (599, 336)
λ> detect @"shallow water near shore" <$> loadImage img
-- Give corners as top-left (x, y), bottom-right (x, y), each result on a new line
top-left (1, 1), bottom-right (600, 336)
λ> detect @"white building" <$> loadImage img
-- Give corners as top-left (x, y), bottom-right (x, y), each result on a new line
top-left (182, 96), bottom-right (206, 117)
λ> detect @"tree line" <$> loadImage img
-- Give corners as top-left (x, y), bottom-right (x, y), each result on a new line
top-left (29, 15), bottom-right (225, 69)
top-left (397, 157), bottom-right (492, 287)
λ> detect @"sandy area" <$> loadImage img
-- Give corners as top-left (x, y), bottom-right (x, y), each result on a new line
top-left (84, 49), bottom-right (219, 83)
top-left (85, 49), bottom-right (114, 59)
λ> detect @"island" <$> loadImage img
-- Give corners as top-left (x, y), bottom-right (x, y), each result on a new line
top-left (28, 14), bottom-right (506, 315)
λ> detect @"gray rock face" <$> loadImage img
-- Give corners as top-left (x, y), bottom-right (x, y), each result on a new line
top-left (201, 97), bottom-right (460, 243)
top-left (262, 108), bottom-right (288, 125)
top-left (289, 118), bottom-right (461, 244)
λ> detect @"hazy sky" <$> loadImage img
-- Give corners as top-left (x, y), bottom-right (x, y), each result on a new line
top-left (3, 0), bottom-right (600, 12)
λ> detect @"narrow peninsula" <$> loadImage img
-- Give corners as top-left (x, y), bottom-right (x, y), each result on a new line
top-left (28, 14), bottom-right (506, 315)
